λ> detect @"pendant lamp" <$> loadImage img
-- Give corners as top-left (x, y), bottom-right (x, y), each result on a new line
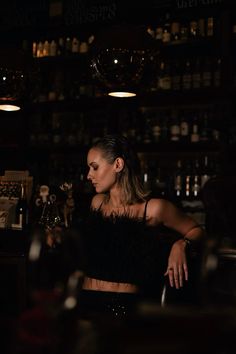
top-left (0, 48), bottom-right (31, 111)
top-left (90, 25), bottom-right (157, 97)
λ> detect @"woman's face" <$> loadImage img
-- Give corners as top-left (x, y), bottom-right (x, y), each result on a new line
top-left (87, 147), bottom-right (118, 193)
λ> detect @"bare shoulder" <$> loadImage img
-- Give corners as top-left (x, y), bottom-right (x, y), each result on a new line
top-left (90, 193), bottom-right (106, 210)
top-left (146, 198), bottom-right (180, 225)
top-left (147, 198), bottom-right (175, 214)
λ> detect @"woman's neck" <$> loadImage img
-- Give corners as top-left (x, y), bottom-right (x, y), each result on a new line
top-left (107, 188), bottom-right (125, 209)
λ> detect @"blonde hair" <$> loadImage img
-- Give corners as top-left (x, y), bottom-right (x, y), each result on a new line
top-left (91, 135), bottom-right (150, 204)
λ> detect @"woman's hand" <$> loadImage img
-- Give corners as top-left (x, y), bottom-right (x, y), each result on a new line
top-left (164, 239), bottom-right (188, 289)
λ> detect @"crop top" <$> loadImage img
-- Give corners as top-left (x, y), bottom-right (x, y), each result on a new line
top-left (81, 200), bottom-right (178, 292)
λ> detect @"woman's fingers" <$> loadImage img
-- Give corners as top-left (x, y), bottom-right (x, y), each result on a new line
top-left (183, 263), bottom-right (188, 281)
top-left (165, 263), bottom-right (188, 289)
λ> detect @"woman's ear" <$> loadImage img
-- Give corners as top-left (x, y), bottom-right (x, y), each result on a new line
top-left (115, 157), bottom-right (125, 172)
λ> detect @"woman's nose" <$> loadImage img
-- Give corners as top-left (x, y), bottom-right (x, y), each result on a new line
top-left (87, 171), bottom-right (92, 180)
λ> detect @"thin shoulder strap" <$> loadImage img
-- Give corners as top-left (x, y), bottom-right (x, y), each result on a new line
top-left (143, 199), bottom-right (150, 222)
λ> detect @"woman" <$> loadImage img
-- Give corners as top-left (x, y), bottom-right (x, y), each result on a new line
top-left (79, 134), bottom-right (205, 317)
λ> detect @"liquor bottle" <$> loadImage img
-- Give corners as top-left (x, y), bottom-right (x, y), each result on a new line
top-left (12, 183), bottom-right (28, 230)
top-left (182, 59), bottom-right (192, 90)
top-left (142, 161), bottom-right (152, 193)
top-left (180, 111), bottom-right (189, 142)
top-left (147, 26), bottom-right (155, 39)
top-left (206, 17), bottom-right (214, 37)
top-left (192, 57), bottom-right (202, 89)
top-left (51, 113), bottom-right (62, 146)
top-left (151, 113), bottom-right (161, 143)
top-left (162, 13), bottom-right (171, 43)
top-left (155, 22), bottom-right (163, 43)
top-left (198, 18), bottom-right (205, 37)
top-left (65, 37), bottom-right (72, 55)
top-left (57, 37), bottom-right (65, 56)
top-left (158, 61), bottom-right (171, 90)
top-left (143, 112), bottom-right (152, 144)
top-left (202, 56), bottom-right (212, 88)
top-left (200, 112), bottom-right (210, 142)
top-left (184, 161), bottom-right (192, 200)
top-left (189, 19), bottom-right (198, 39)
top-left (201, 155), bottom-right (211, 188)
top-left (180, 20), bottom-right (189, 41)
top-left (71, 37), bottom-right (80, 54)
top-left (170, 110), bottom-right (180, 142)
top-left (213, 57), bottom-right (221, 88)
top-left (190, 114), bottom-right (200, 143)
top-left (49, 39), bottom-right (57, 56)
top-left (174, 159), bottom-right (183, 198)
top-left (37, 41), bottom-right (44, 58)
top-left (43, 40), bottom-right (50, 57)
top-left (171, 18), bottom-right (181, 41)
top-left (192, 159), bottom-right (201, 199)
top-left (161, 111), bottom-right (169, 142)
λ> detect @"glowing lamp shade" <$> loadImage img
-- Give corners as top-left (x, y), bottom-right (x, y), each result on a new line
top-left (108, 91), bottom-right (137, 98)
top-left (0, 104), bottom-right (21, 111)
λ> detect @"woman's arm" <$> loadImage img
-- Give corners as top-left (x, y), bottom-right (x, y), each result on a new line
top-left (147, 198), bottom-right (206, 289)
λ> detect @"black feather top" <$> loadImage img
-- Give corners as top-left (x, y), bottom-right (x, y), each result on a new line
top-left (81, 209), bottom-right (177, 291)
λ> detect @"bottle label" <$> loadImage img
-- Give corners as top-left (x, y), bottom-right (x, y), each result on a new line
top-left (180, 122), bottom-right (189, 136)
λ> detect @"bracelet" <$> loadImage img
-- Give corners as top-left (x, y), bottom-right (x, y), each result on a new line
top-left (183, 237), bottom-right (192, 246)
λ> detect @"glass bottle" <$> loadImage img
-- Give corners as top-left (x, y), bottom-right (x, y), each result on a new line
top-left (158, 60), bottom-right (171, 90)
top-left (190, 113), bottom-right (200, 143)
top-left (170, 110), bottom-right (180, 142)
top-left (180, 111), bottom-right (189, 142)
top-left (213, 57), bottom-right (221, 88)
top-left (174, 159), bottom-right (183, 199)
top-left (192, 57), bottom-right (202, 89)
top-left (202, 56), bottom-right (212, 88)
top-left (171, 19), bottom-right (181, 41)
top-left (206, 17), bottom-right (214, 37)
top-left (151, 112), bottom-right (162, 143)
top-left (192, 159), bottom-right (201, 199)
top-left (189, 19), bottom-right (198, 39)
top-left (201, 155), bottom-right (211, 188)
top-left (12, 183), bottom-right (28, 230)
top-left (162, 12), bottom-right (171, 43)
top-left (182, 59), bottom-right (192, 90)
top-left (200, 112), bottom-right (210, 142)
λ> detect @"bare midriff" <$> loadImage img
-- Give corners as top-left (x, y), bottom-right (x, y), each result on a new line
top-left (82, 276), bottom-right (138, 293)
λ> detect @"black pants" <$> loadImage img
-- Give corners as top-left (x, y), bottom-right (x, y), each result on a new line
top-left (78, 290), bottom-right (139, 319)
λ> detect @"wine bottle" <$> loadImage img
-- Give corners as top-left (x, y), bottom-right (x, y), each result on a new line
top-left (170, 110), bottom-right (180, 142)
top-left (192, 57), bottom-right (202, 89)
top-left (162, 12), bottom-right (171, 43)
top-left (192, 159), bottom-right (201, 199)
top-left (190, 114), bottom-right (200, 143)
top-left (184, 161), bottom-right (192, 200)
top-left (180, 111), bottom-right (189, 142)
top-left (174, 159), bottom-right (183, 198)
top-left (182, 59), bottom-right (192, 90)
top-left (172, 60), bottom-right (181, 91)
top-left (171, 19), bottom-right (181, 41)
top-left (202, 56), bottom-right (212, 88)
top-left (201, 155), bottom-right (211, 188)
top-left (12, 183), bottom-right (28, 230)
